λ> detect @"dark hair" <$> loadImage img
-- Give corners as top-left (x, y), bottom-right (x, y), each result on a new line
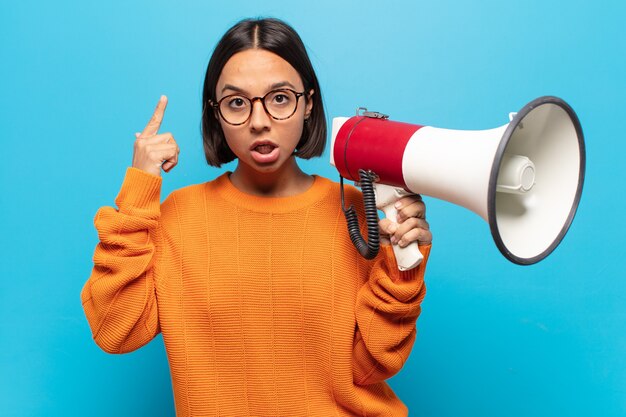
top-left (201, 18), bottom-right (326, 167)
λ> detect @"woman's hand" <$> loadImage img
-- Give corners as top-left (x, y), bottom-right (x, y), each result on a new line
top-left (132, 95), bottom-right (180, 177)
top-left (378, 194), bottom-right (432, 247)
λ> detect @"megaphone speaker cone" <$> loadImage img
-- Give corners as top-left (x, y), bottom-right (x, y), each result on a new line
top-left (489, 96), bottom-right (585, 264)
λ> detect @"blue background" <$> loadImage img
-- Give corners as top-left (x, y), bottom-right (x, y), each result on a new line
top-left (1, 0), bottom-right (624, 416)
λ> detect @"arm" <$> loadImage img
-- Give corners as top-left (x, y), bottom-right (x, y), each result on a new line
top-left (352, 243), bottom-right (431, 385)
top-left (80, 167), bottom-right (164, 354)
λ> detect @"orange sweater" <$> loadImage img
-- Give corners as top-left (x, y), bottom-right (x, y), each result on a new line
top-left (81, 167), bottom-right (430, 417)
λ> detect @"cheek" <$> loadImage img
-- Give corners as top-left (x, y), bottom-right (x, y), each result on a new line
top-left (281, 121), bottom-right (305, 147)
top-left (284, 110), bottom-right (307, 142)
top-left (220, 124), bottom-right (244, 151)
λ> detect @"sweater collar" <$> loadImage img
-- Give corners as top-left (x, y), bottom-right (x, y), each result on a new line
top-left (209, 172), bottom-right (333, 213)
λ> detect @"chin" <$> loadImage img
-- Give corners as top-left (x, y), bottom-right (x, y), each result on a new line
top-left (241, 158), bottom-right (280, 172)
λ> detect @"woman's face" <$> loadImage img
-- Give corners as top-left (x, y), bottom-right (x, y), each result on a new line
top-left (215, 48), bottom-right (313, 174)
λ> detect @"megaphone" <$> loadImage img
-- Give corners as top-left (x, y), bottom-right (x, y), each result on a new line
top-left (330, 96), bottom-right (585, 269)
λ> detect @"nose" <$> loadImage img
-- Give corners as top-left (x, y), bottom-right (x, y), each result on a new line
top-left (249, 98), bottom-right (271, 132)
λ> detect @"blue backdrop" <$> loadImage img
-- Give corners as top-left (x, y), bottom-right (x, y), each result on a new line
top-left (1, 0), bottom-right (624, 416)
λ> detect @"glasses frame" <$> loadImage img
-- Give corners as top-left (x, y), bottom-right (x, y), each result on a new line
top-left (210, 88), bottom-right (306, 126)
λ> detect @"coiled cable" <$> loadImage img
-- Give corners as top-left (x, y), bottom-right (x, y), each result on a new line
top-left (340, 169), bottom-right (380, 260)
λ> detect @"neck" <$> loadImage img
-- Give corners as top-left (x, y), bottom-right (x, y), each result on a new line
top-left (229, 157), bottom-right (314, 197)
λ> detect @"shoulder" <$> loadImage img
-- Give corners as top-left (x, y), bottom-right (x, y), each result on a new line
top-left (314, 174), bottom-right (364, 211)
top-left (163, 183), bottom-right (205, 208)
top-left (160, 175), bottom-right (224, 218)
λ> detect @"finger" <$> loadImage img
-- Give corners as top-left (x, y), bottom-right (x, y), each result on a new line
top-left (396, 199), bottom-right (426, 222)
top-left (148, 143), bottom-right (178, 157)
top-left (394, 217), bottom-right (429, 237)
top-left (137, 142), bottom-right (178, 165)
top-left (394, 194), bottom-right (422, 207)
top-left (394, 194), bottom-right (423, 211)
top-left (162, 145), bottom-right (180, 172)
top-left (390, 217), bottom-right (430, 243)
top-left (162, 159), bottom-right (177, 172)
top-left (141, 95), bottom-right (168, 137)
top-left (378, 218), bottom-right (398, 236)
top-left (160, 146), bottom-right (180, 171)
top-left (135, 133), bottom-right (176, 149)
top-left (378, 219), bottom-right (394, 244)
top-left (147, 132), bottom-right (176, 144)
top-left (396, 227), bottom-right (433, 247)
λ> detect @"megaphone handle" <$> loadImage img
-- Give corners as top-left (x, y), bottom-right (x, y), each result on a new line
top-left (368, 180), bottom-right (424, 271)
top-left (380, 204), bottom-right (424, 271)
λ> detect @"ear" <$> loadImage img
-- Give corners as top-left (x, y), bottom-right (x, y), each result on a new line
top-left (209, 101), bottom-right (220, 120)
top-left (304, 89), bottom-right (314, 119)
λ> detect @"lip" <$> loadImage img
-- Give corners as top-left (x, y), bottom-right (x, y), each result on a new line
top-left (249, 140), bottom-right (279, 151)
top-left (250, 140), bottom-right (280, 164)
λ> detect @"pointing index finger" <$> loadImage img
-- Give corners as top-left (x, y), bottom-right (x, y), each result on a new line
top-left (141, 95), bottom-right (168, 137)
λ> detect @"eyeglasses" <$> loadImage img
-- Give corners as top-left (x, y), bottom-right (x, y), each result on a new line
top-left (210, 88), bottom-right (306, 126)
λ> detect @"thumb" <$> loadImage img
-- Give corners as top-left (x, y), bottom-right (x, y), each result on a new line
top-left (135, 132), bottom-right (141, 139)
top-left (378, 218), bottom-right (398, 235)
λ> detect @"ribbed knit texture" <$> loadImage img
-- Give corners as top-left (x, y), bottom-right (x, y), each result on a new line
top-left (81, 167), bottom-right (431, 417)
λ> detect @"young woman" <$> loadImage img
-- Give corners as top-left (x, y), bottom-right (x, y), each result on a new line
top-left (82, 17), bottom-right (432, 417)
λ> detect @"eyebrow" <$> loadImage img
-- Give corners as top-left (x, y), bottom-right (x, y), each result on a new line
top-left (221, 81), bottom-right (298, 95)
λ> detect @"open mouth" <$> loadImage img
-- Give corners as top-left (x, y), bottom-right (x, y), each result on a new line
top-left (253, 144), bottom-right (277, 154)
top-left (250, 141), bottom-right (280, 164)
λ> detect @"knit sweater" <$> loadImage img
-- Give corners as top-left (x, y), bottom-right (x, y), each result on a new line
top-left (81, 167), bottom-right (431, 417)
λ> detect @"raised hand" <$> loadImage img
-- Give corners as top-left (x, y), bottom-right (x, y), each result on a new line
top-left (132, 95), bottom-right (180, 177)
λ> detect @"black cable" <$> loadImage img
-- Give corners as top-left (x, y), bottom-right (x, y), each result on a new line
top-left (340, 169), bottom-right (380, 260)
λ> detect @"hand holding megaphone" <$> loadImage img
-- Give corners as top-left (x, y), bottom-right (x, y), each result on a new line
top-left (376, 185), bottom-right (430, 270)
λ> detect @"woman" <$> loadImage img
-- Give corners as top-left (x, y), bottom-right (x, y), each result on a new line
top-left (82, 17), bottom-right (432, 417)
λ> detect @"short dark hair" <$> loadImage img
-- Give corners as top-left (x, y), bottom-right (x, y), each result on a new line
top-left (201, 17), bottom-right (326, 167)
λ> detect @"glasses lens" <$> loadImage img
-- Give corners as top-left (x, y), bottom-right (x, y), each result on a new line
top-left (264, 90), bottom-right (298, 120)
top-left (219, 95), bottom-right (251, 125)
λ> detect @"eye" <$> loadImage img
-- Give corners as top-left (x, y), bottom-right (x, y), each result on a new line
top-left (269, 91), bottom-right (292, 106)
top-left (226, 96), bottom-right (248, 110)
top-left (274, 94), bottom-right (288, 103)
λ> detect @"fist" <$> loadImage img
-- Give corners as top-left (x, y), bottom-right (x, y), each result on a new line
top-left (379, 194), bottom-right (432, 247)
top-left (132, 95), bottom-right (180, 177)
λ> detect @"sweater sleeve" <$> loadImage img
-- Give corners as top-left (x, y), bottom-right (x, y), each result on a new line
top-left (81, 167), bottom-right (164, 354)
top-left (352, 242), bottom-right (431, 385)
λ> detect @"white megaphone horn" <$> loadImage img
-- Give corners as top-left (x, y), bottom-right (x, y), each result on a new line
top-left (330, 96), bottom-right (585, 270)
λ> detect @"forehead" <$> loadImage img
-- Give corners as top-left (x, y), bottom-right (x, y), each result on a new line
top-left (217, 49), bottom-right (303, 95)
